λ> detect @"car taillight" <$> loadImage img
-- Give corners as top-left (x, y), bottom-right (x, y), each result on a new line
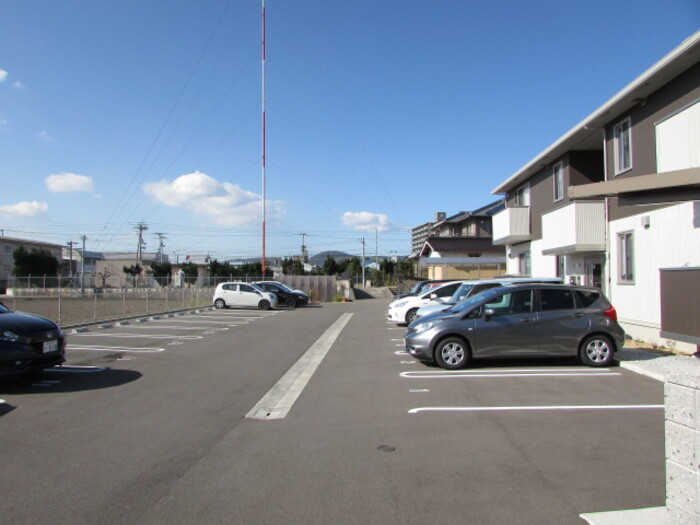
top-left (603, 305), bottom-right (617, 322)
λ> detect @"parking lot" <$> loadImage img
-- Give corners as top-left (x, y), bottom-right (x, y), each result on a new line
top-left (0, 298), bottom-right (665, 524)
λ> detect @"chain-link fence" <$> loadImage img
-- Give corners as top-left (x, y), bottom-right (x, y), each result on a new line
top-left (1, 287), bottom-right (213, 327)
top-left (1, 275), bottom-right (342, 327)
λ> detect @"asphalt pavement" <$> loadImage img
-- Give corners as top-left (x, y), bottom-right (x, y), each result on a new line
top-left (0, 297), bottom-right (677, 524)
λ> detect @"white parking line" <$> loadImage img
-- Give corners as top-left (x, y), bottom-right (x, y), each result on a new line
top-left (401, 372), bottom-right (621, 379)
top-left (409, 405), bottom-right (664, 414)
top-left (67, 345), bottom-right (165, 353)
top-left (46, 365), bottom-right (107, 373)
top-left (117, 325), bottom-right (230, 331)
top-left (72, 333), bottom-right (203, 340)
top-left (246, 313), bottom-right (353, 420)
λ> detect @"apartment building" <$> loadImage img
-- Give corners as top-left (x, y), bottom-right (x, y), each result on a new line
top-left (492, 31), bottom-right (700, 352)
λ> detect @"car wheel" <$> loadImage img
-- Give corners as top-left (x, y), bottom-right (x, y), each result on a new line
top-left (258, 300), bottom-right (271, 310)
top-left (214, 299), bottom-right (225, 309)
top-left (405, 308), bottom-right (418, 324)
top-left (579, 334), bottom-right (614, 367)
top-left (285, 297), bottom-right (297, 308)
top-left (435, 337), bottom-right (470, 369)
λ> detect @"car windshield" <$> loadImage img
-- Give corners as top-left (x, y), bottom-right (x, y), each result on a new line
top-left (448, 287), bottom-right (503, 314)
top-left (275, 283), bottom-right (294, 292)
top-left (0, 303), bottom-right (9, 314)
top-left (448, 283), bottom-right (474, 303)
top-left (249, 283), bottom-right (265, 293)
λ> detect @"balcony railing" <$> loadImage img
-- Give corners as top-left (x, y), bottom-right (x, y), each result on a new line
top-left (492, 207), bottom-right (531, 245)
top-left (541, 200), bottom-right (606, 255)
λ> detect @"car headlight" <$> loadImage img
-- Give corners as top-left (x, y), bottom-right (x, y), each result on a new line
top-left (0, 330), bottom-right (29, 344)
top-left (394, 300), bottom-right (408, 308)
top-left (412, 319), bottom-right (443, 334)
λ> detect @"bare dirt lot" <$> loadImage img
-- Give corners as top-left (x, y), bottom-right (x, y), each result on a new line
top-left (1, 291), bottom-right (213, 327)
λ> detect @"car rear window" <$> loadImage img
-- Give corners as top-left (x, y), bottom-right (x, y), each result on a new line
top-left (574, 290), bottom-right (608, 308)
top-left (539, 289), bottom-right (575, 311)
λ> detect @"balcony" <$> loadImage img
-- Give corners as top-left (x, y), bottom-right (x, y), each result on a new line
top-left (492, 207), bottom-right (531, 245)
top-left (541, 201), bottom-right (606, 255)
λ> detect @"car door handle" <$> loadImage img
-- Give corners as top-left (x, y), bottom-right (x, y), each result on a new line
top-left (572, 313), bottom-right (584, 318)
top-left (520, 318), bottom-right (532, 323)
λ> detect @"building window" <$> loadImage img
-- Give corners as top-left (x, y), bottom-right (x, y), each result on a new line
top-left (518, 252), bottom-right (531, 275)
top-left (553, 162), bottom-right (564, 202)
top-left (613, 117), bottom-right (632, 175)
top-left (556, 255), bottom-right (565, 279)
top-left (466, 223), bottom-right (477, 236)
top-left (514, 184), bottom-right (530, 206)
top-left (618, 232), bottom-right (634, 283)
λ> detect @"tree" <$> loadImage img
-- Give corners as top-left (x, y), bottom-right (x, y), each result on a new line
top-left (322, 255), bottom-right (339, 276)
top-left (13, 246), bottom-right (59, 277)
top-left (282, 257), bottom-right (305, 276)
top-left (150, 261), bottom-right (172, 287)
top-left (344, 257), bottom-right (362, 283)
top-left (123, 264), bottom-right (142, 287)
top-left (180, 262), bottom-right (198, 286)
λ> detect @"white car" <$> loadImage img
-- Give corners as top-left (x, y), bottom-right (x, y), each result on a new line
top-left (213, 282), bottom-right (278, 310)
top-left (415, 276), bottom-right (566, 320)
top-left (387, 281), bottom-right (463, 324)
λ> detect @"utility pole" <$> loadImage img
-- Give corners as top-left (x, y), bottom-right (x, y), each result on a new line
top-left (67, 240), bottom-right (76, 279)
top-left (136, 221), bottom-right (148, 263)
top-left (361, 237), bottom-right (366, 287)
top-left (155, 233), bottom-right (166, 263)
top-left (375, 228), bottom-right (379, 268)
top-left (299, 233), bottom-right (307, 263)
top-left (80, 235), bottom-right (87, 294)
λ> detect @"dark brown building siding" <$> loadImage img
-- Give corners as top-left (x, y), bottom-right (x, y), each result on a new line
top-left (606, 61), bottom-right (700, 221)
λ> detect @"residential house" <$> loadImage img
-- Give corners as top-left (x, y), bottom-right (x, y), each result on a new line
top-left (492, 31), bottom-right (700, 352)
top-left (416, 200), bottom-right (506, 280)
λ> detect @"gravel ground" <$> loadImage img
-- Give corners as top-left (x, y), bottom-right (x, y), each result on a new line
top-left (618, 345), bottom-right (700, 383)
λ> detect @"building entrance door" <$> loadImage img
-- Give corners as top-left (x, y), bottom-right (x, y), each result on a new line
top-left (584, 257), bottom-right (604, 292)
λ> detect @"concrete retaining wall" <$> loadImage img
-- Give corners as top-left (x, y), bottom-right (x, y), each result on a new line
top-left (666, 372), bottom-right (700, 524)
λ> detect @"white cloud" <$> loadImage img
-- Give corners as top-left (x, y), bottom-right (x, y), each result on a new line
top-left (0, 69), bottom-right (7, 83)
top-left (36, 130), bottom-right (56, 141)
top-left (0, 201), bottom-right (49, 217)
top-left (341, 211), bottom-right (397, 232)
top-left (143, 171), bottom-right (284, 226)
top-left (45, 172), bottom-right (95, 192)
top-left (13, 80), bottom-right (24, 89)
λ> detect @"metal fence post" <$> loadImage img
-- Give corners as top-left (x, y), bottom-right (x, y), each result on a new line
top-left (58, 293), bottom-right (61, 325)
top-left (94, 293), bottom-right (97, 323)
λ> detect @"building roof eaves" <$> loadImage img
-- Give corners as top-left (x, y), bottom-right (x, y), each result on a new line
top-left (492, 31), bottom-right (700, 195)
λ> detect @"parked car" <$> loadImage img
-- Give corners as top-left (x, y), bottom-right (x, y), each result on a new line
top-left (0, 302), bottom-right (66, 380)
top-left (405, 283), bottom-right (623, 369)
top-left (415, 277), bottom-right (564, 320)
top-left (393, 279), bottom-right (455, 301)
top-left (387, 281), bottom-right (465, 324)
top-left (253, 281), bottom-right (309, 307)
top-left (213, 282), bottom-right (278, 310)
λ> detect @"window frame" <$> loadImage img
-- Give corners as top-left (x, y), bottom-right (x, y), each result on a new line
top-left (613, 117), bottom-right (633, 175)
top-left (617, 231), bottom-right (635, 284)
top-left (553, 162), bottom-right (564, 202)
top-left (513, 184), bottom-right (530, 207)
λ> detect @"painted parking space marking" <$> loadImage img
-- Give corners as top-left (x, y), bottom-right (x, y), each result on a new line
top-left (117, 325), bottom-right (230, 331)
top-left (395, 350), bottom-right (409, 355)
top-left (408, 404), bottom-right (664, 414)
top-left (400, 368), bottom-right (621, 379)
top-left (46, 365), bottom-right (107, 373)
top-left (67, 345), bottom-right (165, 353)
top-left (71, 333), bottom-right (203, 340)
top-left (247, 313), bottom-right (353, 420)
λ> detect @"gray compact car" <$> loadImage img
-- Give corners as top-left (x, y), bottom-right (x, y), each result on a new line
top-left (405, 284), bottom-right (624, 369)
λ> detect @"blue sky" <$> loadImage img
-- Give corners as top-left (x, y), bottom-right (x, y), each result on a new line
top-left (1, 1), bottom-right (698, 262)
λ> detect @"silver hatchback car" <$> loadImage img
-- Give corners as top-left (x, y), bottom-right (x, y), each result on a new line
top-left (405, 284), bottom-right (624, 369)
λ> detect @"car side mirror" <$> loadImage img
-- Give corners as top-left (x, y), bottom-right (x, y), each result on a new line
top-left (483, 308), bottom-right (495, 321)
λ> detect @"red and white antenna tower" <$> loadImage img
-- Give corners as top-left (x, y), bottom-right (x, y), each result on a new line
top-left (261, 0), bottom-right (267, 275)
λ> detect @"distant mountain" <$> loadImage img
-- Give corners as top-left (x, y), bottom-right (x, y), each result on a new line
top-left (309, 250), bottom-right (354, 266)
